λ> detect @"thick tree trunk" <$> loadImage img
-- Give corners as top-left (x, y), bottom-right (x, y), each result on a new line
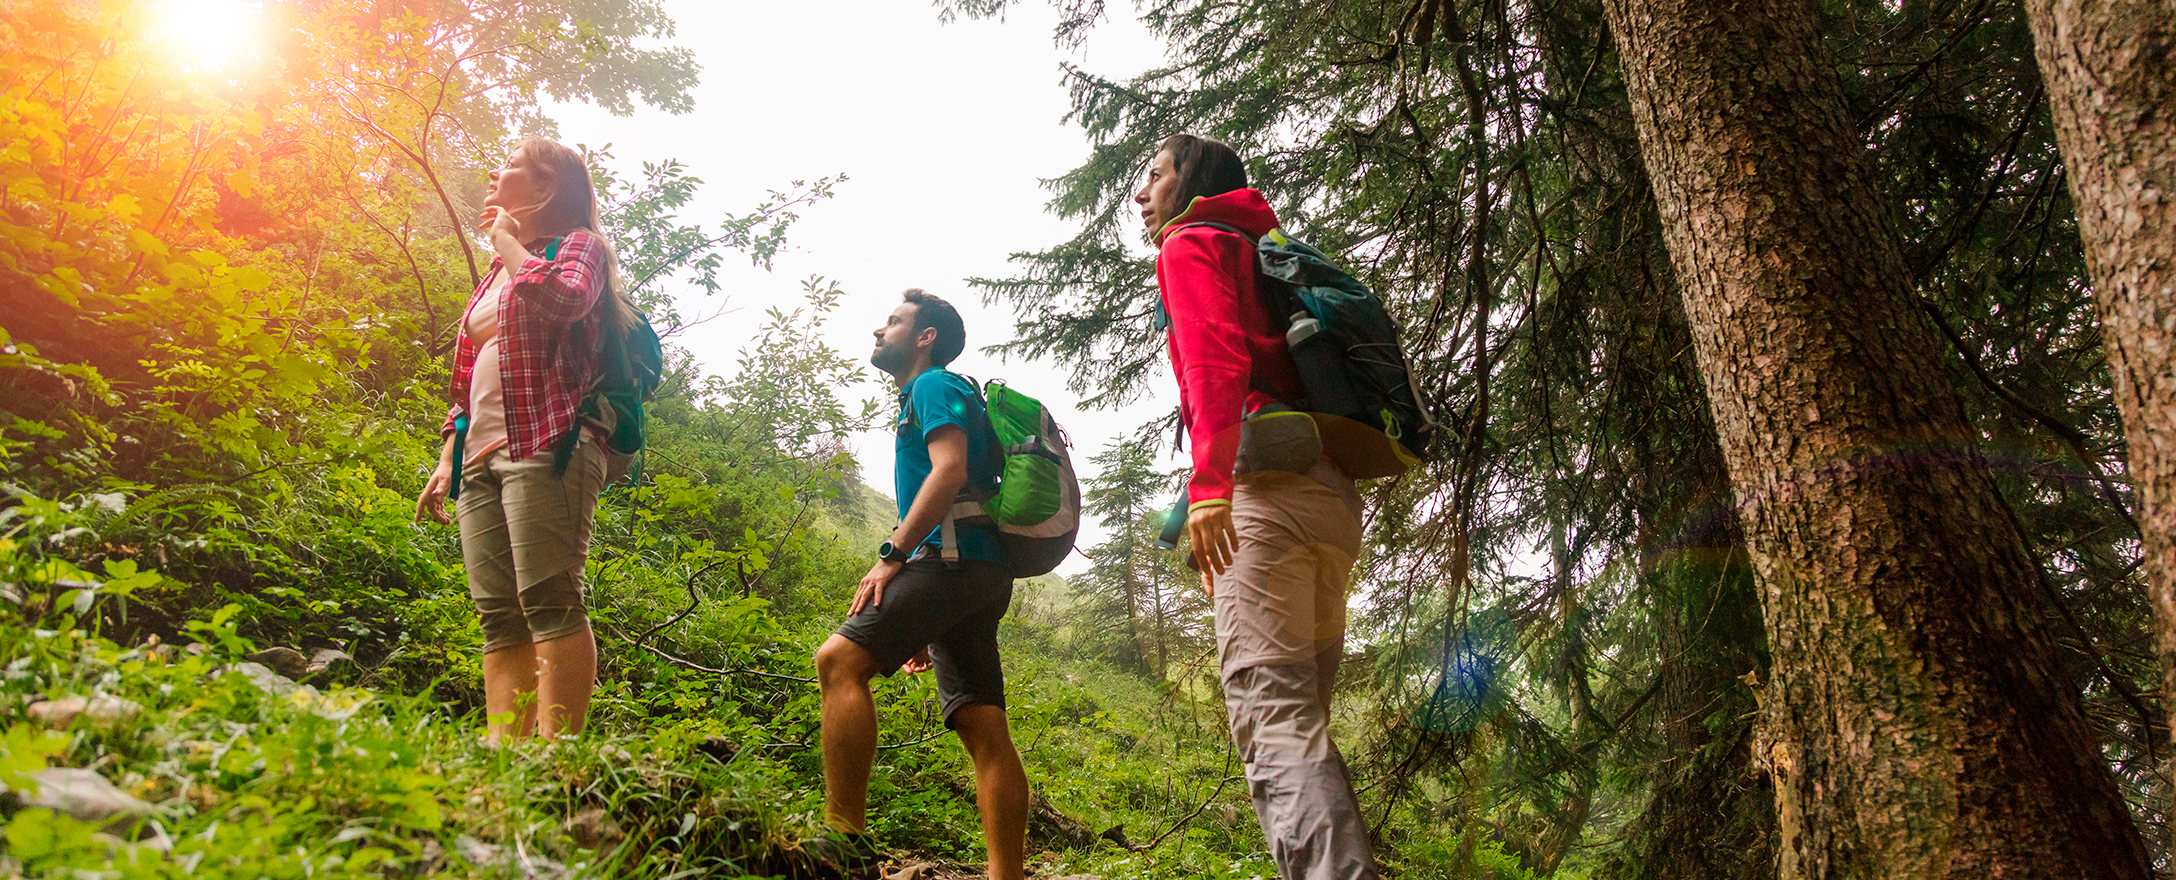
top-left (1596, 0), bottom-right (2152, 877)
top-left (2022, 0), bottom-right (2176, 772)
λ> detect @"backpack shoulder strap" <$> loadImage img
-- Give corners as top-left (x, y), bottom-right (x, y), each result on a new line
top-left (897, 368), bottom-right (944, 424)
top-left (902, 370), bottom-right (992, 563)
top-left (1176, 220), bottom-right (1253, 241)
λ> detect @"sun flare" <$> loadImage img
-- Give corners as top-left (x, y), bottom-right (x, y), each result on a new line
top-left (151, 0), bottom-right (264, 71)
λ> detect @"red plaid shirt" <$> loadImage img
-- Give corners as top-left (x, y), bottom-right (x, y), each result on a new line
top-left (441, 230), bottom-right (609, 462)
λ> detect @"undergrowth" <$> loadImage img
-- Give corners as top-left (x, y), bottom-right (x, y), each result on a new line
top-left (0, 482), bottom-right (1314, 879)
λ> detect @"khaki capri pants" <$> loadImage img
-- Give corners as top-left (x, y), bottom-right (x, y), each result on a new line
top-left (455, 436), bottom-right (608, 654)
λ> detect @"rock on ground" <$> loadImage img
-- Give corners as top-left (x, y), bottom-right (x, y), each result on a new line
top-left (27, 695), bottom-right (142, 729)
top-left (307, 648), bottom-right (353, 673)
top-left (222, 661), bottom-right (299, 696)
top-left (566, 806), bottom-right (625, 850)
top-left (453, 834), bottom-right (567, 880)
top-left (24, 768), bottom-right (156, 826)
top-left (246, 647), bottom-right (310, 677)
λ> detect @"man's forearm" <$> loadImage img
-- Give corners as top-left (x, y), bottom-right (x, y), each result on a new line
top-left (889, 464), bottom-right (967, 552)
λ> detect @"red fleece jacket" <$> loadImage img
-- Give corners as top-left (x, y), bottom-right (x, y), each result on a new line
top-left (1155, 188), bottom-right (1304, 509)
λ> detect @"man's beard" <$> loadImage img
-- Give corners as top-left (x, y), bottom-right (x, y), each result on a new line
top-left (870, 341), bottom-right (911, 374)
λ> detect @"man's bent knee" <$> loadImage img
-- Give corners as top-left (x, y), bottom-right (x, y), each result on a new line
top-left (948, 704), bottom-right (1015, 759)
top-left (815, 634), bottom-right (877, 690)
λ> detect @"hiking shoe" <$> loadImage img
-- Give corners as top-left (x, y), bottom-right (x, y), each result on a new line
top-left (795, 830), bottom-right (885, 880)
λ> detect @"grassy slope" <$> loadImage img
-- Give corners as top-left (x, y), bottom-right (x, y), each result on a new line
top-left (0, 478), bottom-right (1295, 879)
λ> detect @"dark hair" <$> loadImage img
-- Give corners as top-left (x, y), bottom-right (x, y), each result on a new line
top-left (901, 289), bottom-right (965, 367)
top-left (1158, 133), bottom-right (1249, 211)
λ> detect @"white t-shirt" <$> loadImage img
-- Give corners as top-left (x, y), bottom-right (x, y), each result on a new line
top-left (464, 271), bottom-right (511, 466)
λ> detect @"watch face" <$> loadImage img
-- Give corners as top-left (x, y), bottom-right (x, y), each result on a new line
top-left (877, 541), bottom-right (895, 560)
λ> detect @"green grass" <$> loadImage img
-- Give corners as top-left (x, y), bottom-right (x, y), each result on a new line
top-left (0, 566), bottom-right (1293, 878)
top-left (0, 480), bottom-right (1467, 880)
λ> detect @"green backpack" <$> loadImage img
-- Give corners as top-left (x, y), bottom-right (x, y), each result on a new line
top-left (941, 378), bottom-right (1081, 578)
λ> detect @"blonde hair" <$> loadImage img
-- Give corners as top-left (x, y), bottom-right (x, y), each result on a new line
top-left (511, 136), bottom-right (639, 335)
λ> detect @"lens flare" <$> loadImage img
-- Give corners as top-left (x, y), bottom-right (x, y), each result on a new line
top-left (151, 0), bottom-right (263, 71)
top-left (1413, 605), bottom-right (1515, 733)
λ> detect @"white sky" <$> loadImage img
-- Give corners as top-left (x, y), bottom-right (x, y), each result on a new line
top-left (547, 2), bottom-right (1175, 573)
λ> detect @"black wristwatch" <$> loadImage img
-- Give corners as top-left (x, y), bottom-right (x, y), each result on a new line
top-left (877, 540), bottom-right (912, 564)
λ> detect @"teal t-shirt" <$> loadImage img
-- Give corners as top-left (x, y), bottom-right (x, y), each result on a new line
top-left (895, 369), bottom-right (1005, 563)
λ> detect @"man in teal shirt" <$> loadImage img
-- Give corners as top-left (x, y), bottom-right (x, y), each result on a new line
top-left (812, 290), bottom-right (1026, 880)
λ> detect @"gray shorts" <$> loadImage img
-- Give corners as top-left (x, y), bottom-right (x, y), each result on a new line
top-left (455, 437), bottom-right (607, 653)
top-left (835, 559), bottom-right (1013, 725)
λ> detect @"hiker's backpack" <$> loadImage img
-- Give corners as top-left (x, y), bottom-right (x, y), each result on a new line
top-left (543, 233), bottom-right (664, 484)
top-left (1180, 222), bottom-right (1437, 479)
top-left (590, 301), bottom-right (665, 461)
top-left (940, 378), bottom-right (1081, 578)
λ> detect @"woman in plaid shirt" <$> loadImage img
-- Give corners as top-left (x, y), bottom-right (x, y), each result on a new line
top-left (414, 138), bottom-right (635, 740)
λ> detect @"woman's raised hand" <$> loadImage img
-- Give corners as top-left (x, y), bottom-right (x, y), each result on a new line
top-left (478, 205), bottom-right (525, 243)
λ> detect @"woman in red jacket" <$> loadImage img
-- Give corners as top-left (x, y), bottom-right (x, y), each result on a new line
top-left (1138, 134), bottom-right (1379, 879)
top-left (414, 138), bottom-right (633, 741)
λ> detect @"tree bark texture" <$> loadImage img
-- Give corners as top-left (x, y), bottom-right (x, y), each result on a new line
top-left (2023, 0), bottom-right (2176, 768)
top-left (1597, 0), bottom-right (2153, 877)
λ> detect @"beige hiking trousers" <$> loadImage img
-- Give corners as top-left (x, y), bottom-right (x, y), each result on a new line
top-left (1216, 461), bottom-right (1379, 880)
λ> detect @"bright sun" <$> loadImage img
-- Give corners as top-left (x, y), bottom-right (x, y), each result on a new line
top-left (152, 0), bottom-right (264, 71)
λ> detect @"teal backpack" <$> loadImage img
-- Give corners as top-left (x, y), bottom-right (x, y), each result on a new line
top-left (556, 231), bottom-right (664, 485)
top-left (586, 302), bottom-right (665, 461)
top-left (938, 378), bottom-right (1081, 578)
top-left (1152, 222), bottom-right (1438, 550)
top-left (1177, 222), bottom-right (1437, 478)
top-left (447, 239), bottom-right (663, 500)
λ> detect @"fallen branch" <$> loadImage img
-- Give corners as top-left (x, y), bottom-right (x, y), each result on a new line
top-left (877, 726), bottom-right (949, 751)
top-left (1138, 755), bottom-right (1244, 851)
top-left (629, 559), bottom-right (731, 649)
top-left (615, 633), bottom-right (814, 684)
top-left (757, 725), bottom-right (947, 752)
